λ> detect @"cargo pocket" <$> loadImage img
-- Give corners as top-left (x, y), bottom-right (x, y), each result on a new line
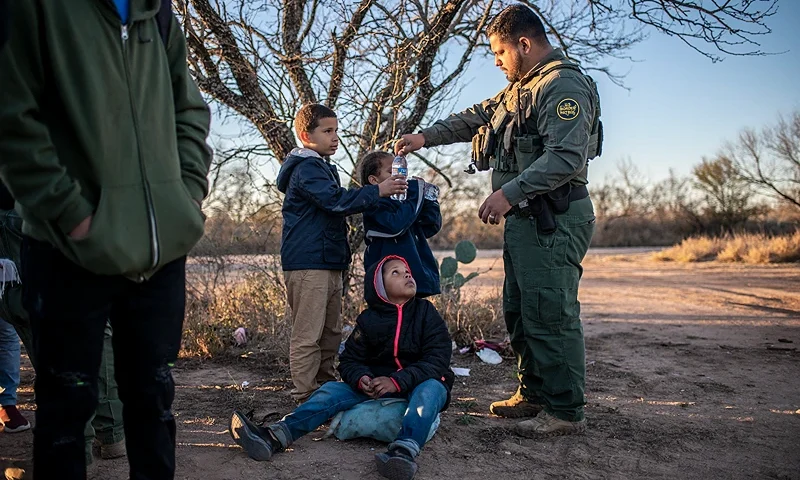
top-left (536, 286), bottom-right (566, 329)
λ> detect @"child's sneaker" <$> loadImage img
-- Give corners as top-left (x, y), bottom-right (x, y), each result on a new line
top-left (375, 447), bottom-right (418, 480)
top-left (229, 410), bottom-right (281, 461)
top-left (0, 405), bottom-right (31, 433)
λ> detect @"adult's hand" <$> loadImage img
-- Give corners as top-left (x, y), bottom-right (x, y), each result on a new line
top-left (68, 215), bottom-right (93, 240)
top-left (394, 134), bottom-right (425, 156)
top-left (478, 190), bottom-right (512, 225)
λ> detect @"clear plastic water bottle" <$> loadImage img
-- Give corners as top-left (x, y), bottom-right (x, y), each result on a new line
top-left (391, 155), bottom-right (408, 201)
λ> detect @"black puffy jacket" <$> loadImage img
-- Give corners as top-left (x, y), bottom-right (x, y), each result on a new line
top-left (338, 255), bottom-right (455, 410)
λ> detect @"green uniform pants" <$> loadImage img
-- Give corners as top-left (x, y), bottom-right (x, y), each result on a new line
top-left (84, 322), bottom-right (125, 461)
top-left (503, 196), bottom-right (595, 422)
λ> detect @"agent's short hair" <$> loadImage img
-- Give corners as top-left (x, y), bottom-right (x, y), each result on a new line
top-left (486, 4), bottom-right (549, 46)
top-left (294, 104), bottom-right (337, 137)
top-left (359, 150), bottom-right (393, 185)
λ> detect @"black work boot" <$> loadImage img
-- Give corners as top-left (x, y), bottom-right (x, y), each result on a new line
top-left (375, 446), bottom-right (418, 480)
top-left (229, 410), bottom-right (282, 461)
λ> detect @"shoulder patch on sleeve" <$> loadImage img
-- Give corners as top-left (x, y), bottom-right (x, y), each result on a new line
top-left (556, 98), bottom-right (580, 121)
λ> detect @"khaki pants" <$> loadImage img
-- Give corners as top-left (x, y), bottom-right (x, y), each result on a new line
top-left (284, 270), bottom-right (343, 403)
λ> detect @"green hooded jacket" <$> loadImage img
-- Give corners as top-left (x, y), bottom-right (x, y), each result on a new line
top-left (0, 0), bottom-right (211, 279)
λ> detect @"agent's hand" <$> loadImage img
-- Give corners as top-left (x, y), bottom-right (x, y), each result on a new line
top-left (370, 377), bottom-right (399, 397)
top-left (69, 215), bottom-right (93, 240)
top-left (378, 175), bottom-right (408, 198)
top-left (359, 375), bottom-right (374, 394)
top-left (478, 190), bottom-right (512, 225)
top-left (395, 134), bottom-right (425, 156)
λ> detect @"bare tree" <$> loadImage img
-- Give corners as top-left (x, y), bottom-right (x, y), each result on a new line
top-left (175, 0), bottom-right (648, 175)
top-left (727, 110), bottom-right (800, 209)
top-left (588, 0), bottom-right (779, 62)
top-left (693, 155), bottom-right (759, 231)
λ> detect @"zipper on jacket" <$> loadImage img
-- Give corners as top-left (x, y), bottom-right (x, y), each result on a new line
top-left (121, 24), bottom-right (161, 273)
top-left (393, 304), bottom-right (404, 370)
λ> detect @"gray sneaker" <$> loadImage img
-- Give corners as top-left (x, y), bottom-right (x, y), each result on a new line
top-left (375, 448), bottom-right (418, 480)
top-left (514, 410), bottom-right (586, 438)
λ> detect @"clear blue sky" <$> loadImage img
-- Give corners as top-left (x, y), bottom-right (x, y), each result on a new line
top-left (449, 1), bottom-right (800, 183)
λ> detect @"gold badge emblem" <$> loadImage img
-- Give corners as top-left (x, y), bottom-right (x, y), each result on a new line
top-left (557, 98), bottom-right (579, 121)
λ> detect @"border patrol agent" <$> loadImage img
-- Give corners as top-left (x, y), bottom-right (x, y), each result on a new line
top-left (395, 4), bottom-right (602, 437)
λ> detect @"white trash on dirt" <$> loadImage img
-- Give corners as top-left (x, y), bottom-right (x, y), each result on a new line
top-left (476, 348), bottom-right (502, 365)
top-left (233, 327), bottom-right (247, 346)
top-left (451, 367), bottom-right (471, 377)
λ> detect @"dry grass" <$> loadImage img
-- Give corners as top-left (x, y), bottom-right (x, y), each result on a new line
top-left (182, 258), bottom-right (290, 361)
top-left (653, 230), bottom-right (800, 263)
top-left (433, 289), bottom-right (505, 347)
top-left (181, 257), bottom-right (506, 360)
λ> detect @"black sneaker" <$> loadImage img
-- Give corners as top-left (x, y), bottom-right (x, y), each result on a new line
top-left (229, 410), bottom-right (279, 461)
top-left (375, 447), bottom-right (418, 480)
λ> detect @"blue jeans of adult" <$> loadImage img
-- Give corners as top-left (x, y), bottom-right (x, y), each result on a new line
top-left (0, 316), bottom-right (20, 407)
top-left (271, 379), bottom-right (447, 457)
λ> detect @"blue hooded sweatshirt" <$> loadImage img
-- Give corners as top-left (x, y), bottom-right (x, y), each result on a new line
top-left (363, 179), bottom-right (442, 297)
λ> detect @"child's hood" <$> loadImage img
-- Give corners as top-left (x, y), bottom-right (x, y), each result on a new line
top-left (276, 148), bottom-right (323, 193)
top-left (364, 255), bottom-right (414, 310)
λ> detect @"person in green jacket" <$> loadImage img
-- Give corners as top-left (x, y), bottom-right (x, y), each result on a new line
top-left (0, 1), bottom-right (212, 478)
top-left (396, 4), bottom-right (600, 438)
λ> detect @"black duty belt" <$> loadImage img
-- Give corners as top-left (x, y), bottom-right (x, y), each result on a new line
top-left (506, 184), bottom-right (589, 234)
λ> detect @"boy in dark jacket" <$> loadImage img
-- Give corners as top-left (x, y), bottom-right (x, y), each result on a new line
top-left (230, 255), bottom-right (454, 480)
top-left (276, 104), bottom-right (407, 403)
top-left (360, 151), bottom-right (442, 297)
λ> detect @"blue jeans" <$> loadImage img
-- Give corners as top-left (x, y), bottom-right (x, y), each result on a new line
top-left (0, 316), bottom-right (21, 406)
top-left (271, 379), bottom-right (448, 457)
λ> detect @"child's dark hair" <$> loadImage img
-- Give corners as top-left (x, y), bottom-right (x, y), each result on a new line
top-left (359, 150), bottom-right (393, 185)
top-left (294, 103), bottom-right (337, 137)
top-left (486, 4), bottom-right (549, 46)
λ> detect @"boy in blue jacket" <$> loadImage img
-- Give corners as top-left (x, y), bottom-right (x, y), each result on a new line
top-left (360, 151), bottom-right (442, 297)
top-left (276, 104), bottom-right (406, 404)
top-left (230, 255), bottom-right (455, 480)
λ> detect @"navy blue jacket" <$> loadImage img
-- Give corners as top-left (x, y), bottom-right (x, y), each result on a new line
top-left (338, 255), bottom-right (454, 410)
top-left (363, 179), bottom-right (441, 297)
top-left (277, 148), bottom-right (380, 271)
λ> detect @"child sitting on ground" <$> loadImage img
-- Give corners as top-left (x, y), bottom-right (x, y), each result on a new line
top-left (360, 151), bottom-right (442, 297)
top-left (276, 104), bottom-right (407, 404)
top-left (230, 255), bottom-right (455, 480)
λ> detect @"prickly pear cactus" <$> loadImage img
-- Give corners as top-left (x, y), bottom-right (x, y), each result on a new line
top-left (440, 240), bottom-right (480, 299)
top-left (454, 240), bottom-right (477, 264)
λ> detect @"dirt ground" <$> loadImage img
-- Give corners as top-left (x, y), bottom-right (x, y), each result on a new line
top-left (2, 250), bottom-right (799, 479)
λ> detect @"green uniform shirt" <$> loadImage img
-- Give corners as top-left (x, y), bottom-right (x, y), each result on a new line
top-left (420, 49), bottom-right (595, 206)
